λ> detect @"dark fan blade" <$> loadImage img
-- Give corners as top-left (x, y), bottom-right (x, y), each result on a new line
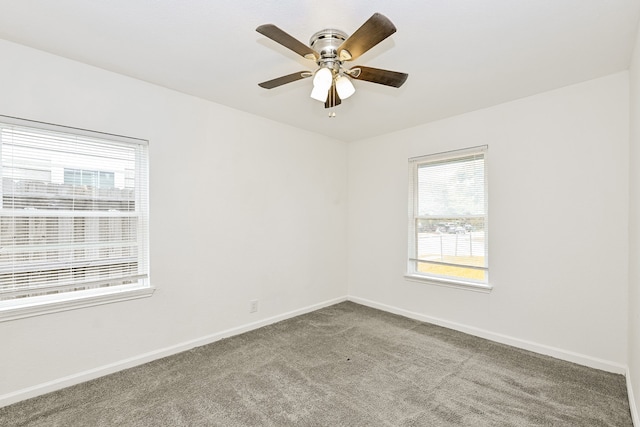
top-left (258, 71), bottom-right (311, 89)
top-left (324, 83), bottom-right (342, 109)
top-left (337, 13), bottom-right (396, 62)
top-left (351, 66), bottom-right (408, 88)
top-left (256, 24), bottom-right (319, 60)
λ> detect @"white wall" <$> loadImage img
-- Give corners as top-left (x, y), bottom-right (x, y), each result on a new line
top-left (348, 72), bottom-right (629, 370)
top-left (628, 19), bottom-right (640, 423)
top-left (0, 39), bottom-right (348, 401)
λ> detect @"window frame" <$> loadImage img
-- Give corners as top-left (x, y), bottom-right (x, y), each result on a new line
top-left (405, 145), bottom-right (491, 292)
top-left (0, 115), bottom-right (153, 321)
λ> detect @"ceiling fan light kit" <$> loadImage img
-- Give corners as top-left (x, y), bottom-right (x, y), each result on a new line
top-left (310, 84), bottom-right (329, 102)
top-left (256, 13), bottom-right (408, 113)
top-left (335, 75), bottom-right (355, 99)
top-left (312, 67), bottom-right (333, 90)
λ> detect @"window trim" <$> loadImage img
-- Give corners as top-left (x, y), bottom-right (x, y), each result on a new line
top-left (0, 115), bottom-right (152, 321)
top-left (406, 145), bottom-right (491, 292)
top-left (404, 273), bottom-right (492, 292)
top-left (0, 285), bottom-right (155, 322)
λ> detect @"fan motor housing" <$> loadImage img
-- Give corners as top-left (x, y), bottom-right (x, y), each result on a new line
top-left (310, 29), bottom-right (348, 60)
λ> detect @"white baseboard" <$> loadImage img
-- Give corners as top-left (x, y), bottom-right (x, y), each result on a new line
top-left (348, 296), bottom-right (627, 375)
top-left (628, 367), bottom-right (639, 427)
top-left (0, 295), bottom-right (348, 408)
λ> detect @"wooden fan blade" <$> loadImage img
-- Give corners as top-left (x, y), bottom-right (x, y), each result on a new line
top-left (337, 13), bottom-right (396, 62)
top-left (256, 24), bottom-right (319, 60)
top-left (351, 66), bottom-right (408, 88)
top-left (258, 71), bottom-right (311, 89)
top-left (324, 83), bottom-right (342, 108)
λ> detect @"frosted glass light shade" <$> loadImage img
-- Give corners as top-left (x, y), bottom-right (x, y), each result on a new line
top-left (335, 75), bottom-right (355, 99)
top-left (310, 85), bottom-right (329, 102)
top-left (313, 67), bottom-right (333, 89)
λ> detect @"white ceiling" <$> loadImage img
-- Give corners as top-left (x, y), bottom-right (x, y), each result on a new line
top-left (0, 0), bottom-right (638, 142)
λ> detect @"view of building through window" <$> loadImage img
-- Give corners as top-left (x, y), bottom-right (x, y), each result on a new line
top-left (64, 168), bottom-right (115, 189)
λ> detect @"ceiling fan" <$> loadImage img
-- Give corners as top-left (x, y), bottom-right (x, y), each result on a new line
top-left (256, 13), bottom-right (408, 110)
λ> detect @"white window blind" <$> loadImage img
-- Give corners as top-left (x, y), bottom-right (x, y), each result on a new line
top-left (0, 116), bottom-right (149, 303)
top-left (408, 146), bottom-right (488, 285)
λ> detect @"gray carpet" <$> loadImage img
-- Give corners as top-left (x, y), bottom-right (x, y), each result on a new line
top-left (0, 302), bottom-right (633, 426)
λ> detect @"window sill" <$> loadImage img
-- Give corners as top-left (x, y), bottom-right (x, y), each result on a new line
top-left (404, 274), bottom-right (492, 293)
top-left (0, 285), bottom-right (155, 322)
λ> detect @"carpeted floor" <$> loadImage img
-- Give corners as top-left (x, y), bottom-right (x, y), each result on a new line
top-left (0, 301), bottom-right (633, 426)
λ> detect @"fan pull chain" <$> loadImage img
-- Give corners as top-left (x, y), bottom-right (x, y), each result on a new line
top-left (329, 81), bottom-right (336, 118)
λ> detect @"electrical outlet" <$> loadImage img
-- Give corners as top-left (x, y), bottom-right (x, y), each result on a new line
top-left (249, 299), bottom-right (258, 313)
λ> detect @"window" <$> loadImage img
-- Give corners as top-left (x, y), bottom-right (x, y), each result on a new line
top-left (64, 168), bottom-right (115, 189)
top-left (0, 116), bottom-right (151, 320)
top-left (407, 146), bottom-right (489, 289)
